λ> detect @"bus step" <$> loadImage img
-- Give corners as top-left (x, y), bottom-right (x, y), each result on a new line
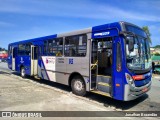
top-left (97, 82), bottom-right (111, 93)
top-left (97, 74), bottom-right (111, 78)
top-left (91, 90), bottom-right (111, 97)
top-left (91, 82), bottom-right (96, 89)
top-left (97, 75), bottom-right (111, 84)
top-left (98, 82), bottom-right (110, 86)
top-left (34, 75), bottom-right (41, 80)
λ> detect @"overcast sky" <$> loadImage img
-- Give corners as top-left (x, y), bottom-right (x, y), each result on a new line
top-left (0, 0), bottom-right (160, 49)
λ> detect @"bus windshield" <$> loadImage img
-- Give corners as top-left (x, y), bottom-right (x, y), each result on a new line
top-left (126, 36), bottom-right (151, 70)
top-left (124, 24), bottom-right (152, 71)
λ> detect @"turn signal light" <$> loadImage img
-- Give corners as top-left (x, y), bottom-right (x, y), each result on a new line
top-left (132, 75), bottom-right (144, 80)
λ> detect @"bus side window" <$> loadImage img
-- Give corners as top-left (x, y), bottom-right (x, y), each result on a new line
top-left (64, 34), bottom-right (87, 57)
top-left (55, 38), bottom-right (63, 57)
top-left (25, 43), bottom-right (31, 56)
top-left (18, 44), bottom-right (26, 55)
top-left (34, 47), bottom-right (38, 60)
top-left (44, 41), bottom-right (47, 55)
top-left (47, 40), bottom-right (53, 56)
top-left (43, 38), bottom-right (63, 56)
top-left (116, 42), bottom-right (122, 72)
top-left (13, 48), bottom-right (15, 58)
top-left (38, 46), bottom-right (42, 59)
top-left (13, 47), bottom-right (17, 58)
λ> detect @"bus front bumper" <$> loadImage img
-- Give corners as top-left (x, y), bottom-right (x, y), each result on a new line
top-left (124, 81), bottom-right (151, 101)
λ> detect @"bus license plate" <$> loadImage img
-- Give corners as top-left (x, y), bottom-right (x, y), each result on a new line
top-left (142, 87), bottom-right (148, 92)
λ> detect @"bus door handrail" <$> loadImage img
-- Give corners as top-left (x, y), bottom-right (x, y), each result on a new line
top-left (91, 60), bottom-right (98, 70)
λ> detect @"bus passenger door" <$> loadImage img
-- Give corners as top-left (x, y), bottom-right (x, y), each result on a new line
top-left (90, 40), bottom-right (98, 89)
top-left (12, 47), bottom-right (16, 71)
top-left (31, 45), bottom-right (38, 76)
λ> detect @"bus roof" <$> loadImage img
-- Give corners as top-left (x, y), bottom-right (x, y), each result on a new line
top-left (9, 34), bottom-right (57, 46)
top-left (9, 21), bottom-right (125, 46)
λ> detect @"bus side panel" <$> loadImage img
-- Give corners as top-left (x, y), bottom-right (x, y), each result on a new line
top-left (66, 57), bottom-right (89, 77)
top-left (40, 56), bottom-right (68, 85)
top-left (37, 57), bottom-right (42, 78)
top-left (66, 57), bottom-right (90, 89)
top-left (25, 55), bottom-right (31, 75)
top-left (16, 55), bottom-right (31, 75)
top-left (40, 57), bottom-right (49, 80)
top-left (112, 37), bottom-right (124, 100)
top-left (55, 57), bottom-right (68, 85)
top-left (40, 56), bottom-right (55, 81)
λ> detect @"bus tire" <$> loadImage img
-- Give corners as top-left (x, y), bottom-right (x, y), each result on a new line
top-left (21, 67), bottom-right (26, 78)
top-left (71, 76), bottom-right (86, 96)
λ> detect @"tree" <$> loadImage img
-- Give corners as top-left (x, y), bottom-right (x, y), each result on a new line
top-left (142, 26), bottom-right (152, 43)
top-left (154, 45), bottom-right (160, 48)
top-left (0, 47), bottom-right (7, 52)
top-left (154, 52), bottom-right (160, 56)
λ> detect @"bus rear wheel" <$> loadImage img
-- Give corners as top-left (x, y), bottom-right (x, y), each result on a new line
top-left (21, 67), bottom-right (26, 78)
top-left (71, 76), bottom-right (86, 96)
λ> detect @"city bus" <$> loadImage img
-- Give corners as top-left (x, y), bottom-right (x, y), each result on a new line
top-left (8, 21), bottom-right (152, 101)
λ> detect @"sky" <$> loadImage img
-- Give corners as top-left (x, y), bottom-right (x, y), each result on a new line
top-left (0, 0), bottom-right (160, 49)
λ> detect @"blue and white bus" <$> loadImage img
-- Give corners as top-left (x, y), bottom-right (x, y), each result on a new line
top-left (8, 21), bottom-right (152, 101)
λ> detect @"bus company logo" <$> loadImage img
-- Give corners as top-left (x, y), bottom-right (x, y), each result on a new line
top-left (20, 57), bottom-right (24, 63)
top-left (46, 58), bottom-right (55, 64)
top-left (94, 32), bottom-right (110, 36)
top-left (69, 58), bottom-right (73, 64)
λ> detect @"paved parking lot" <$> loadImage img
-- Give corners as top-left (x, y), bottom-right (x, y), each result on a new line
top-left (0, 62), bottom-right (160, 119)
top-left (0, 64), bottom-right (109, 112)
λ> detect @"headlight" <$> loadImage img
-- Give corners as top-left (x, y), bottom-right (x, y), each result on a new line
top-left (125, 73), bottom-right (135, 86)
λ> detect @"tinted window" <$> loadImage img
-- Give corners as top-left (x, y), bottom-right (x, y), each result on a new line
top-left (48, 40), bottom-right (53, 55)
top-left (25, 43), bottom-right (31, 55)
top-left (34, 47), bottom-right (38, 60)
top-left (18, 43), bottom-right (31, 56)
top-left (44, 41), bottom-right (47, 55)
top-left (53, 38), bottom-right (63, 56)
top-left (13, 47), bottom-right (17, 58)
top-left (18, 44), bottom-right (26, 55)
top-left (65, 34), bottom-right (87, 57)
top-left (43, 38), bottom-right (63, 56)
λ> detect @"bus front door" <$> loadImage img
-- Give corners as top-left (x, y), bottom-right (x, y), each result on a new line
top-left (12, 47), bottom-right (16, 71)
top-left (31, 45), bottom-right (38, 76)
top-left (90, 39), bottom-right (112, 97)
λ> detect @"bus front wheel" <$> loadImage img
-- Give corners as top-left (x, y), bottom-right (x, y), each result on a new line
top-left (71, 76), bottom-right (86, 96)
top-left (21, 67), bottom-right (26, 78)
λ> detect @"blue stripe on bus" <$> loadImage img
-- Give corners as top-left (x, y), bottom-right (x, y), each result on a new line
top-left (134, 76), bottom-right (151, 87)
top-left (41, 58), bottom-right (50, 80)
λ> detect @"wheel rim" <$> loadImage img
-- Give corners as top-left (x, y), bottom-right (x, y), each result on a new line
top-left (74, 80), bottom-right (83, 91)
top-left (21, 68), bottom-right (25, 76)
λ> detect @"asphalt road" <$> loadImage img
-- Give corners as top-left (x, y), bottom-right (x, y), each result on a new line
top-left (0, 62), bottom-right (160, 119)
